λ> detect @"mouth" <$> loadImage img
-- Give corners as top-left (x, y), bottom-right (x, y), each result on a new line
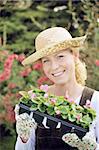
top-left (52, 70), bottom-right (65, 77)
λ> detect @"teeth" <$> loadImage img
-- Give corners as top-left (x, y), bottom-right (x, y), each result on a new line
top-left (53, 71), bottom-right (64, 77)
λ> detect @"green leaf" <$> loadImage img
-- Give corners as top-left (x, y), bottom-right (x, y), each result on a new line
top-left (61, 114), bottom-right (68, 120)
top-left (82, 114), bottom-right (92, 125)
top-left (30, 103), bottom-right (38, 111)
top-left (47, 107), bottom-right (54, 115)
top-left (19, 91), bottom-right (29, 98)
top-left (55, 96), bottom-right (64, 106)
top-left (71, 104), bottom-right (76, 111)
top-left (31, 98), bottom-right (41, 104)
top-left (20, 97), bottom-right (29, 104)
top-left (38, 103), bottom-right (46, 112)
top-left (58, 106), bottom-right (69, 115)
top-left (68, 114), bottom-right (76, 122)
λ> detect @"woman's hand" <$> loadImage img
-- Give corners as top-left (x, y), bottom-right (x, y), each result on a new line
top-left (82, 131), bottom-right (97, 150)
top-left (62, 133), bottom-right (83, 150)
top-left (62, 131), bottom-right (97, 150)
top-left (14, 104), bottom-right (37, 143)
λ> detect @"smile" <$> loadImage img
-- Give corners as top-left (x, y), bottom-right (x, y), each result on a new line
top-left (52, 70), bottom-right (65, 77)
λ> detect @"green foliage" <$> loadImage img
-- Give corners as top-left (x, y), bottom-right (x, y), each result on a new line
top-left (19, 86), bottom-right (96, 129)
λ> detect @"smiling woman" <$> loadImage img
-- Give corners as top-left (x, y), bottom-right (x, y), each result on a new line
top-left (15, 27), bottom-right (99, 150)
top-left (41, 50), bottom-right (77, 86)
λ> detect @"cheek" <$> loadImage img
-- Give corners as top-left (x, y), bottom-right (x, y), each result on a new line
top-left (62, 60), bottom-right (75, 71)
top-left (43, 65), bottom-right (50, 76)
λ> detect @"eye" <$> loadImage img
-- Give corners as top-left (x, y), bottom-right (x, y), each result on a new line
top-left (57, 55), bottom-right (64, 58)
top-left (42, 59), bottom-right (49, 63)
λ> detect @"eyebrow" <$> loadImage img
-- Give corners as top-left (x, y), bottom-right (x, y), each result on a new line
top-left (42, 50), bottom-right (67, 60)
top-left (42, 56), bottom-right (49, 60)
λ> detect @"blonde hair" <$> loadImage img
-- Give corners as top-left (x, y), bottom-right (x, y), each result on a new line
top-left (75, 58), bottom-right (87, 86)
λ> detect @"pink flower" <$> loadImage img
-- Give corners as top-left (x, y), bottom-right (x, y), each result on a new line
top-left (28, 90), bottom-right (36, 99)
top-left (76, 114), bottom-right (82, 121)
top-left (30, 93), bottom-right (36, 99)
top-left (55, 110), bottom-right (61, 115)
top-left (44, 93), bottom-right (49, 98)
top-left (95, 60), bottom-right (99, 66)
top-left (67, 98), bottom-right (75, 103)
top-left (50, 98), bottom-right (57, 105)
top-left (28, 90), bottom-right (33, 95)
top-left (40, 84), bottom-right (49, 92)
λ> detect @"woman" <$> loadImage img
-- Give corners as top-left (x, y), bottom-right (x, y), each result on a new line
top-left (15, 27), bottom-right (99, 150)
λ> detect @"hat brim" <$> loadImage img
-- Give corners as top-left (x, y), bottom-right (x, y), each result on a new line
top-left (22, 35), bottom-right (86, 66)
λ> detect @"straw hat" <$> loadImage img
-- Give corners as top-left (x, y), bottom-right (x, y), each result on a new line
top-left (22, 27), bottom-right (86, 66)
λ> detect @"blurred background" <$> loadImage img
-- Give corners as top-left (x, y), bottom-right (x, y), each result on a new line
top-left (0, 0), bottom-right (99, 149)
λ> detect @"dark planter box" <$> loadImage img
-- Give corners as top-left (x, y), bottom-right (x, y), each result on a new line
top-left (19, 103), bottom-right (88, 139)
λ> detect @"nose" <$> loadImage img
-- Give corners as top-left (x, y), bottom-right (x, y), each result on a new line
top-left (51, 60), bottom-right (59, 70)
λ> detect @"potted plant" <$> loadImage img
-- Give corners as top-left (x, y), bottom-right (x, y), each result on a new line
top-left (18, 84), bottom-right (96, 138)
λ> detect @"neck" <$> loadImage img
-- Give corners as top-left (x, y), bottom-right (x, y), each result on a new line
top-left (53, 80), bottom-right (84, 98)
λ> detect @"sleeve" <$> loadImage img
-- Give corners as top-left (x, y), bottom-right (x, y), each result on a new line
top-left (15, 128), bottom-right (36, 150)
top-left (90, 91), bottom-right (99, 145)
top-left (96, 144), bottom-right (99, 150)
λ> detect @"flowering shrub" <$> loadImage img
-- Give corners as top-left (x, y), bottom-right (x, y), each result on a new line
top-left (0, 50), bottom-right (52, 131)
top-left (19, 85), bottom-right (96, 129)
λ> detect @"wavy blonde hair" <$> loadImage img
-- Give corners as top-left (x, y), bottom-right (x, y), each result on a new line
top-left (75, 58), bottom-right (87, 86)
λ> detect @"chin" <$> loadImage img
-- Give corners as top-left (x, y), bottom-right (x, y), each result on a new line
top-left (53, 79), bottom-right (69, 85)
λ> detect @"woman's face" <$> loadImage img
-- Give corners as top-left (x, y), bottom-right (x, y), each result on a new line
top-left (41, 50), bottom-right (76, 85)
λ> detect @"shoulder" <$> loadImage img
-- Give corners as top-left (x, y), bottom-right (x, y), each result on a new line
top-left (91, 90), bottom-right (99, 113)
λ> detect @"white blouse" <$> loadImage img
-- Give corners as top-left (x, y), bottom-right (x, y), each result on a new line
top-left (15, 90), bottom-right (99, 150)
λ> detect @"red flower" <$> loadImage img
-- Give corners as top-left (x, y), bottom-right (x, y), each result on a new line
top-left (0, 54), bottom-right (18, 82)
top-left (4, 59), bottom-right (13, 69)
top-left (12, 54), bottom-right (18, 60)
top-left (19, 67), bottom-right (32, 77)
top-left (17, 54), bottom-right (26, 62)
top-left (37, 76), bottom-right (49, 85)
top-left (8, 83), bottom-right (17, 89)
top-left (4, 54), bottom-right (18, 69)
top-left (32, 62), bottom-right (42, 70)
top-left (95, 60), bottom-right (99, 66)
top-left (0, 71), bottom-right (11, 82)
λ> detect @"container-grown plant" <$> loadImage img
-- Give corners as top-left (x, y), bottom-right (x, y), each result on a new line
top-left (18, 84), bottom-right (96, 138)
